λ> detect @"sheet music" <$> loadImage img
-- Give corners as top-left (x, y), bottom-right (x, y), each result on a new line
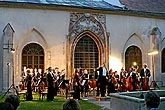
top-left (81, 80), bottom-right (86, 86)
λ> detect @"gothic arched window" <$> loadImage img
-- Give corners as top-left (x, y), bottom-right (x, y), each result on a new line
top-left (125, 46), bottom-right (142, 72)
top-left (22, 43), bottom-right (44, 71)
top-left (162, 48), bottom-right (165, 72)
top-left (74, 36), bottom-right (99, 74)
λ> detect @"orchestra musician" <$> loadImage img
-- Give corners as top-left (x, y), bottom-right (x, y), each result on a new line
top-left (140, 63), bottom-right (151, 90)
top-left (95, 68), bottom-right (100, 96)
top-left (114, 71), bottom-right (119, 90)
top-left (118, 68), bottom-right (127, 92)
top-left (134, 66), bottom-right (141, 90)
top-left (59, 69), bottom-right (66, 95)
top-left (25, 69), bottom-right (33, 101)
top-left (107, 69), bottom-right (116, 95)
top-left (47, 67), bottom-right (55, 101)
top-left (97, 63), bottom-right (107, 97)
top-left (32, 68), bottom-right (40, 92)
top-left (73, 69), bottom-right (81, 100)
top-left (54, 67), bottom-right (60, 96)
top-left (80, 69), bottom-right (86, 97)
top-left (126, 67), bottom-right (136, 91)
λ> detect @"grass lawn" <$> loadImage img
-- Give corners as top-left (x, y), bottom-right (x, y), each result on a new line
top-left (0, 94), bottom-right (102, 110)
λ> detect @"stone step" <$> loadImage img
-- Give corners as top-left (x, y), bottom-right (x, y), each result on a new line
top-left (95, 96), bottom-right (111, 101)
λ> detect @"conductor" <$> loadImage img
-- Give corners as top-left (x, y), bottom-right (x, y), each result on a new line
top-left (97, 63), bottom-right (107, 97)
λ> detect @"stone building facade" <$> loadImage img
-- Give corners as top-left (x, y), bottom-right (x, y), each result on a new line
top-left (0, 0), bottom-right (165, 92)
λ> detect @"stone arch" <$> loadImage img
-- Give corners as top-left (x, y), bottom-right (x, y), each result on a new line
top-left (122, 33), bottom-right (146, 69)
top-left (71, 30), bottom-right (104, 53)
top-left (16, 28), bottom-right (48, 83)
top-left (69, 13), bottom-right (107, 47)
top-left (73, 31), bottom-right (104, 62)
top-left (69, 30), bottom-right (105, 78)
top-left (17, 28), bottom-right (48, 50)
top-left (161, 48), bottom-right (165, 73)
top-left (150, 27), bottom-right (162, 51)
top-left (125, 45), bottom-right (142, 72)
top-left (67, 13), bottom-right (109, 78)
top-left (22, 43), bottom-right (44, 71)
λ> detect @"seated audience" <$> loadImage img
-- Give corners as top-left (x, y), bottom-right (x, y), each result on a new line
top-left (144, 91), bottom-right (160, 110)
top-left (0, 102), bottom-right (14, 110)
top-left (4, 95), bottom-right (20, 110)
top-left (63, 99), bottom-right (80, 110)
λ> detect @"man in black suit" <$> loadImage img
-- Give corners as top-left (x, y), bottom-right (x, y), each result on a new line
top-left (140, 63), bottom-right (151, 78)
top-left (140, 63), bottom-right (151, 90)
top-left (97, 64), bottom-right (107, 97)
top-left (47, 67), bottom-right (55, 101)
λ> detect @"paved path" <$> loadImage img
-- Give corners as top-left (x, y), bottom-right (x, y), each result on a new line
top-left (82, 96), bottom-right (110, 109)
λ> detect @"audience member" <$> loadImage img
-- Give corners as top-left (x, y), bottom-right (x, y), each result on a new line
top-left (5, 95), bottom-right (20, 110)
top-left (0, 102), bottom-right (14, 110)
top-left (63, 99), bottom-right (80, 110)
top-left (144, 91), bottom-right (160, 110)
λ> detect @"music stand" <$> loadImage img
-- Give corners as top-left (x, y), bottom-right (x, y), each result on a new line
top-left (2, 48), bottom-right (18, 99)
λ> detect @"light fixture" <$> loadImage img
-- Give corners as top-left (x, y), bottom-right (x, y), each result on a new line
top-left (148, 50), bottom-right (158, 56)
top-left (133, 62), bottom-right (137, 66)
top-left (10, 48), bottom-right (15, 53)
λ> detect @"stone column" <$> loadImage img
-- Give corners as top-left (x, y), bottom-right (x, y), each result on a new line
top-left (2, 23), bottom-right (15, 92)
top-left (149, 27), bottom-right (161, 83)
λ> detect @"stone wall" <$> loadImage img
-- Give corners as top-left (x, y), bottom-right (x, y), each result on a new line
top-left (110, 90), bottom-right (165, 110)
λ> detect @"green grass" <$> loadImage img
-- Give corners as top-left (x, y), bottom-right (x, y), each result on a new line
top-left (1, 87), bottom-right (164, 110)
top-left (0, 94), bottom-right (101, 110)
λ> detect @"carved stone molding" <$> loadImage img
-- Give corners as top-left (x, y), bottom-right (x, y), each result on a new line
top-left (68, 12), bottom-right (106, 44)
top-left (66, 12), bottom-right (109, 76)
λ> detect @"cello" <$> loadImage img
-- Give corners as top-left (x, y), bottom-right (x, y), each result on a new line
top-left (118, 70), bottom-right (127, 92)
top-left (118, 77), bottom-right (127, 92)
top-left (88, 79), bottom-right (96, 89)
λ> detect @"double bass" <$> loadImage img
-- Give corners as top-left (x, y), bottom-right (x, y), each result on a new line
top-left (141, 77), bottom-right (149, 90)
top-left (126, 76), bottom-right (133, 91)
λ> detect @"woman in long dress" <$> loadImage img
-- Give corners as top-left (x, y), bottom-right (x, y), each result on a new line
top-left (73, 69), bottom-right (81, 100)
top-left (25, 70), bottom-right (33, 101)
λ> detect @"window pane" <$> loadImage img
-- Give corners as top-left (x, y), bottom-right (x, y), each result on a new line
top-left (125, 46), bottom-right (142, 72)
top-left (28, 56), bottom-right (32, 64)
top-left (162, 48), bottom-right (165, 72)
top-left (22, 43), bottom-right (44, 70)
top-left (74, 36), bottom-right (98, 75)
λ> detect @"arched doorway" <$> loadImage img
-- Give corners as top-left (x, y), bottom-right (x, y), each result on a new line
top-left (162, 48), bottom-right (165, 72)
top-left (74, 35), bottom-right (99, 76)
top-left (125, 46), bottom-right (142, 72)
top-left (22, 43), bottom-right (44, 71)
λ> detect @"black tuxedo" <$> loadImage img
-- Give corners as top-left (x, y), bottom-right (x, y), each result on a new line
top-left (97, 66), bottom-right (107, 97)
top-left (140, 68), bottom-right (150, 90)
top-left (140, 68), bottom-right (151, 78)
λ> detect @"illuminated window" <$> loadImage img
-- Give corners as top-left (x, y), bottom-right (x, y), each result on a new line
top-left (74, 36), bottom-right (99, 74)
top-left (22, 43), bottom-right (44, 71)
top-left (162, 48), bottom-right (165, 72)
top-left (125, 46), bottom-right (142, 72)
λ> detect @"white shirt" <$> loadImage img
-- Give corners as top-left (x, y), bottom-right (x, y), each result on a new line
top-left (144, 68), bottom-right (146, 76)
top-left (102, 67), bottom-right (106, 76)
